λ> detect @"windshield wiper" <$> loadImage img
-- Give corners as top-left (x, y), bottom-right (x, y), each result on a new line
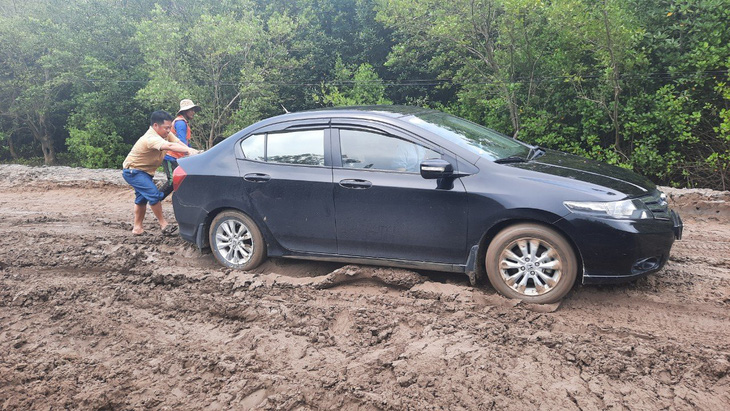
top-left (495, 146), bottom-right (546, 164)
top-left (527, 146), bottom-right (546, 161)
top-left (494, 155), bottom-right (527, 164)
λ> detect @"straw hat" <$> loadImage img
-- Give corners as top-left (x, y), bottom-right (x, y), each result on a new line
top-left (177, 99), bottom-right (202, 115)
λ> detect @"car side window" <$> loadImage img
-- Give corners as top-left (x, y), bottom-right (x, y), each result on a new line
top-left (240, 134), bottom-right (265, 161)
top-left (240, 129), bottom-right (326, 166)
top-left (268, 130), bottom-right (325, 166)
top-left (339, 129), bottom-right (440, 172)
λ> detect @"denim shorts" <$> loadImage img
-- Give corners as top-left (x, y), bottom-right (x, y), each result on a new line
top-left (122, 168), bottom-right (165, 206)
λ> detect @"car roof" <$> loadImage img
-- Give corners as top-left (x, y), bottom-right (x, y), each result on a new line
top-left (255, 105), bottom-right (434, 125)
top-left (305, 105), bottom-right (433, 117)
top-left (220, 105), bottom-right (484, 164)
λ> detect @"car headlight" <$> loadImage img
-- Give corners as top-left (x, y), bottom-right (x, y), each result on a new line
top-left (563, 199), bottom-right (653, 219)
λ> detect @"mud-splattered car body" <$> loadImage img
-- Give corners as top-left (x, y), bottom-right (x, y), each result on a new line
top-left (172, 106), bottom-right (682, 303)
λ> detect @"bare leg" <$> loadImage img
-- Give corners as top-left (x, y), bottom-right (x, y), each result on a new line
top-left (133, 204), bottom-right (146, 235)
top-left (150, 202), bottom-right (169, 229)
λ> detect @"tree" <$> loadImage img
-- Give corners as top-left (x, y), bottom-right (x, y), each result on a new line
top-left (709, 73), bottom-right (730, 190)
top-left (314, 57), bottom-right (392, 106)
top-left (376, 0), bottom-right (555, 137)
top-left (62, 0), bottom-right (148, 167)
top-left (134, 3), bottom-right (297, 149)
top-left (0, 15), bottom-right (77, 165)
top-left (547, 0), bottom-right (643, 156)
top-left (1, 0), bottom-right (729, 190)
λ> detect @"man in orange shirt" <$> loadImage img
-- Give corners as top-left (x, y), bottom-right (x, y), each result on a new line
top-left (122, 110), bottom-right (199, 235)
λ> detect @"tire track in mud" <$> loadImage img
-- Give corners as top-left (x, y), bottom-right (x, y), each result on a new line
top-left (3, 264), bottom-right (729, 410)
top-left (1, 166), bottom-right (730, 409)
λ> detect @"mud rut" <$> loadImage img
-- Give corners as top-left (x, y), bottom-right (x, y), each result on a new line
top-left (0, 165), bottom-right (729, 410)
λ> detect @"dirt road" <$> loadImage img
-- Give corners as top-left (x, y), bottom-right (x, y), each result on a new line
top-left (1, 164), bottom-right (729, 410)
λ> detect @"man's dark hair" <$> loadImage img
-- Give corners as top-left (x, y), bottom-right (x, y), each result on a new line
top-left (150, 110), bottom-right (174, 126)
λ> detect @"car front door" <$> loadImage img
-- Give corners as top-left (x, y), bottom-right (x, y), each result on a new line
top-left (236, 123), bottom-right (337, 254)
top-left (332, 124), bottom-right (469, 264)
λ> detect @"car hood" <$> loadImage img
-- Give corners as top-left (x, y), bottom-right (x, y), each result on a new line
top-left (508, 150), bottom-right (656, 197)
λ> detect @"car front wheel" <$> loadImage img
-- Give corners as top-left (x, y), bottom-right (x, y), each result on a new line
top-left (485, 223), bottom-right (577, 304)
top-left (209, 210), bottom-right (266, 270)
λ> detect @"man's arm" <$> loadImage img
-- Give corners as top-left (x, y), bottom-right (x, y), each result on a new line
top-left (147, 133), bottom-right (198, 156)
top-left (393, 141), bottom-right (413, 171)
top-left (160, 141), bottom-right (198, 156)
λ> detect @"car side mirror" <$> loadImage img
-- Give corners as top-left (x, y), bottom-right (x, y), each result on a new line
top-left (420, 159), bottom-right (454, 179)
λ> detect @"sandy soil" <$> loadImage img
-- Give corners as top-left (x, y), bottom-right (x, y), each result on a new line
top-left (0, 164), bottom-right (729, 410)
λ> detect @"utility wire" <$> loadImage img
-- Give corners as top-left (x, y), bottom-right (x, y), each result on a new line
top-left (81, 69), bottom-right (729, 88)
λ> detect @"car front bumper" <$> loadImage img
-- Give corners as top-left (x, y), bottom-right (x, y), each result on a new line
top-left (558, 210), bottom-right (683, 285)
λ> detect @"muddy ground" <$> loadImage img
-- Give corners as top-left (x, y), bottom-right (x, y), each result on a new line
top-left (0, 164), bottom-right (729, 410)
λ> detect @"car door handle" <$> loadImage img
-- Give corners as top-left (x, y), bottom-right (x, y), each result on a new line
top-left (339, 179), bottom-right (372, 189)
top-left (244, 173), bottom-right (271, 183)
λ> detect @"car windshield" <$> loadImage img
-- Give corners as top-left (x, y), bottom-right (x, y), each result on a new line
top-left (407, 111), bottom-right (531, 161)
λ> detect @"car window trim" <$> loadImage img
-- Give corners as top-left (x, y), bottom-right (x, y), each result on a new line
top-left (332, 125), bottom-right (446, 174)
top-left (331, 121), bottom-right (443, 153)
top-left (235, 118), bottom-right (331, 157)
top-left (238, 133), bottom-right (266, 162)
top-left (237, 127), bottom-right (332, 168)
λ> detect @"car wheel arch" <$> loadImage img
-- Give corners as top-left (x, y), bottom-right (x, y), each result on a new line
top-left (476, 217), bottom-right (585, 286)
top-left (199, 207), bottom-right (229, 249)
top-left (208, 210), bottom-right (267, 270)
top-left (199, 207), bottom-right (276, 253)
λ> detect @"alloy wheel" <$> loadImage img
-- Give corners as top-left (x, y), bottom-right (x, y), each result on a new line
top-left (215, 219), bottom-right (254, 265)
top-left (498, 238), bottom-right (563, 296)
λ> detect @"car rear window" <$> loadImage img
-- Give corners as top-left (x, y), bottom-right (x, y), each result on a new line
top-left (241, 129), bottom-right (326, 166)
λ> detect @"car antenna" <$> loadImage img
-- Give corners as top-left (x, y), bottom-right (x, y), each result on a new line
top-left (281, 104), bottom-right (290, 114)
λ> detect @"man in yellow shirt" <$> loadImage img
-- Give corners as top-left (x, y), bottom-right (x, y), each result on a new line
top-left (122, 110), bottom-right (199, 235)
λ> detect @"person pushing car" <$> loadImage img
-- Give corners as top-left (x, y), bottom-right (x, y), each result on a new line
top-left (122, 110), bottom-right (199, 236)
top-left (163, 99), bottom-right (201, 184)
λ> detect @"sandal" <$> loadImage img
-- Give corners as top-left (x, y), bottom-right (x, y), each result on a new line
top-left (161, 224), bottom-right (179, 236)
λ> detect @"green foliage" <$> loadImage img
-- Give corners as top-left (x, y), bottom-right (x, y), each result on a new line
top-left (314, 57), bottom-right (392, 106)
top-left (0, 0), bottom-right (729, 189)
top-left (0, 132), bottom-right (8, 159)
top-left (66, 121), bottom-right (129, 169)
top-left (133, 5), bottom-right (194, 109)
top-left (623, 85), bottom-right (701, 180)
top-left (133, 3), bottom-right (299, 148)
top-left (708, 75), bottom-right (730, 190)
top-left (0, 12), bottom-right (79, 165)
top-left (376, 0), bottom-right (730, 188)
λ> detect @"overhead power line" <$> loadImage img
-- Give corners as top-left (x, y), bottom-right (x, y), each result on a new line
top-left (81, 69), bottom-right (729, 88)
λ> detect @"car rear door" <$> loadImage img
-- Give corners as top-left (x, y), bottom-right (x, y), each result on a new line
top-left (332, 122), bottom-right (469, 264)
top-left (235, 120), bottom-right (337, 254)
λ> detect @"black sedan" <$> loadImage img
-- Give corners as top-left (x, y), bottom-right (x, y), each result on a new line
top-left (171, 106), bottom-right (682, 303)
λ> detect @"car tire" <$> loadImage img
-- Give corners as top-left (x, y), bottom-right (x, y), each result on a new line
top-left (209, 210), bottom-right (266, 270)
top-left (485, 223), bottom-right (577, 304)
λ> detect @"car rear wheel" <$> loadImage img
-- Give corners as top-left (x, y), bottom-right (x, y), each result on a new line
top-left (209, 211), bottom-right (266, 270)
top-left (485, 223), bottom-right (577, 304)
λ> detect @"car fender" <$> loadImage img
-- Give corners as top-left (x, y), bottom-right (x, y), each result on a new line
top-left (465, 208), bottom-right (584, 285)
top-left (195, 198), bottom-right (287, 256)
